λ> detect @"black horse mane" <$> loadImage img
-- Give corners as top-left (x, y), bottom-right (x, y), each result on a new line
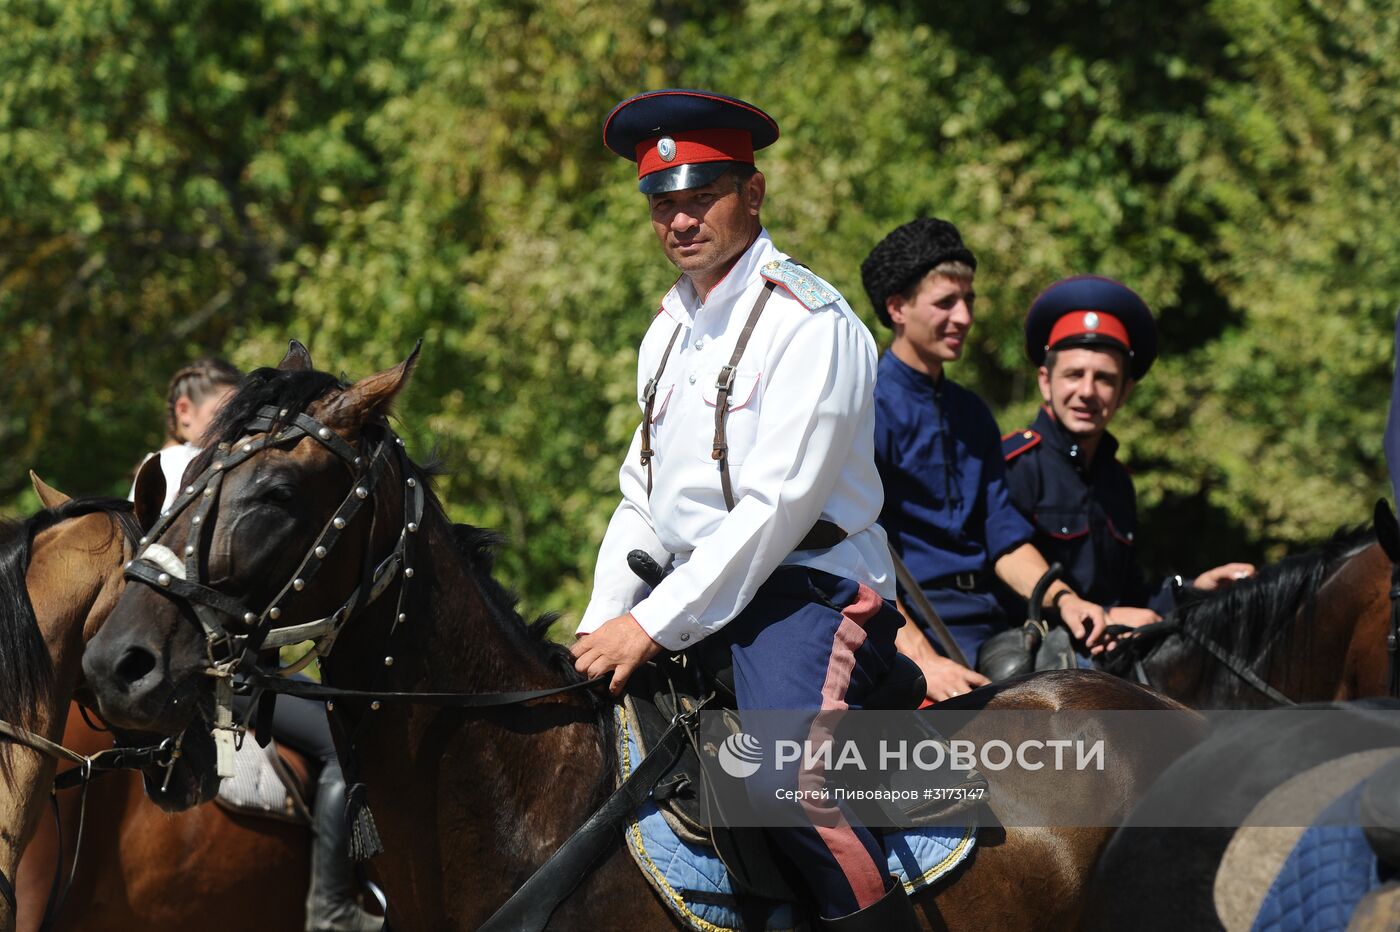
top-left (448, 523), bottom-right (570, 663)
top-left (0, 496), bottom-right (134, 776)
top-left (1100, 524), bottom-right (1376, 694)
top-left (201, 365), bottom-right (347, 452)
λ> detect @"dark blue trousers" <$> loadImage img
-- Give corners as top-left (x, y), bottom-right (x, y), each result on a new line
top-left (699, 567), bottom-right (903, 919)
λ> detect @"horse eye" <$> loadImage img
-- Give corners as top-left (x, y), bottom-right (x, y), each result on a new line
top-left (262, 485), bottom-right (297, 505)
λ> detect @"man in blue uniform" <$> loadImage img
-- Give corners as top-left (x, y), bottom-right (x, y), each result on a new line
top-left (572, 90), bottom-right (917, 929)
top-left (861, 219), bottom-right (1110, 699)
top-left (1002, 275), bottom-right (1253, 630)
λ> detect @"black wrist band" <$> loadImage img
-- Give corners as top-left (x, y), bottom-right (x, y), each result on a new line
top-left (1049, 589), bottom-right (1072, 609)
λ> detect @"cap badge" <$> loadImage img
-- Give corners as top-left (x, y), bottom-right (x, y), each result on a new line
top-left (1083, 311), bottom-right (1100, 330)
top-left (657, 136), bottom-right (677, 162)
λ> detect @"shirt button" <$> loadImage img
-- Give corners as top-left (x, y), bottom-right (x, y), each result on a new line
top-left (1061, 527), bottom-right (1069, 534)
top-left (688, 374), bottom-right (697, 385)
top-left (694, 338), bottom-right (704, 350)
top-left (680, 633), bottom-right (691, 642)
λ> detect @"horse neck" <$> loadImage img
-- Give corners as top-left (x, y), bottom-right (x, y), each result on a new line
top-left (324, 511), bottom-right (610, 899)
top-left (1286, 541), bottom-right (1391, 700)
top-left (1145, 540), bottom-right (1383, 707)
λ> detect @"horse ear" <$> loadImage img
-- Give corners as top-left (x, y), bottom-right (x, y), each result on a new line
top-left (133, 455), bottom-right (168, 533)
top-left (29, 470), bottom-right (71, 509)
top-left (320, 342), bottom-right (421, 430)
top-left (278, 340), bottom-right (314, 372)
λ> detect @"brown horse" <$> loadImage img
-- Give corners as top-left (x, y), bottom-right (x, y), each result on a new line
top-left (0, 480), bottom-right (307, 932)
top-left (1098, 525), bottom-right (1392, 707)
top-left (15, 704), bottom-right (308, 932)
top-left (81, 346), bottom-right (1203, 930)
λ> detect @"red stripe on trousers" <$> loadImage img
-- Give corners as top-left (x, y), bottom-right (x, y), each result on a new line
top-left (800, 583), bottom-right (888, 911)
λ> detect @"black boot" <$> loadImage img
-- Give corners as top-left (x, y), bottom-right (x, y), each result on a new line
top-left (818, 879), bottom-right (920, 932)
top-left (306, 759), bottom-right (381, 932)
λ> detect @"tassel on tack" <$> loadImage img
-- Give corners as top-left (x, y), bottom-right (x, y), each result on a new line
top-left (344, 782), bottom-right (384, 862)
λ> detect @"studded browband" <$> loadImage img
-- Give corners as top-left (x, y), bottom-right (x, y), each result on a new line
top-left (123, 404), bottom-right (424, 774)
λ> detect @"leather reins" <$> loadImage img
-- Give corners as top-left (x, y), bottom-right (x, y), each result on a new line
top-left (1116, 617), bottom-right (1298, 707)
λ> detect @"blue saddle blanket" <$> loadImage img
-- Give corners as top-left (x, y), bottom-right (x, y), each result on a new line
top-left (1251, 778), bottom-right (1384, 932)
top-left (615, 706), bottom-right (976, 931)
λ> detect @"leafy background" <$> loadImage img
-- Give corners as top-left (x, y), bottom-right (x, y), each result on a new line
top-left (4, 0), bottom-right (1397, 631)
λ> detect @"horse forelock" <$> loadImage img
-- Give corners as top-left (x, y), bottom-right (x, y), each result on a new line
top-left (0, 497), bottom-right (131, 776)
top-left (202, 366), bottom-right (348, 451)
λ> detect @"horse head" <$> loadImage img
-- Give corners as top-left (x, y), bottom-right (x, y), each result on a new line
top-left (83, 344), bottom-right (419, 804)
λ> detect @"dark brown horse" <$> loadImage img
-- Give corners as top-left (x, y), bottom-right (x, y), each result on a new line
top-left (0, 480), bottom-right (307, 932)
top-left (1099, 525), bottom-right (1392, 707)
top-left (81, 346), bottom-right (1203, 930)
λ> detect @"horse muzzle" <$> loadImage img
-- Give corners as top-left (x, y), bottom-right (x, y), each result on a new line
top-left (83, 619), bottom-right (204, 735)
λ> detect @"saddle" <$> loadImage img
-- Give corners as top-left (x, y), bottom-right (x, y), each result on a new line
top-left (623, 646), bottom-right (983, 912)
top-left (617, 550), bottom-right (983, 913)
top-left (978, 562), bottom-right (1077, 682)
top-left (213, 732), bottom-right (315, 825)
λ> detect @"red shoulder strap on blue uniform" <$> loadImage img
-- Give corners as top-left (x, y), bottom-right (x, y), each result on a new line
top-left (1002, 428), bottom-right (1041, 461)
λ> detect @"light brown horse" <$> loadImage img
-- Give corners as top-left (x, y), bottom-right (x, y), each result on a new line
top-left (0, 477), bottom-right (306, 932)
top-left (82, 346), bottom-right (1203, 930)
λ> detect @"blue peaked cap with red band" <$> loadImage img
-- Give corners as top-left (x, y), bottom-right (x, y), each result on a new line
top-left (1025, 275), bottom-right (1159, 380)
top-left (603, 89), bottom-right (779, 194)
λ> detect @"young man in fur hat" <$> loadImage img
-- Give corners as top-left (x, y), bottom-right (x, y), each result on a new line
top-left (862, 219), bottom-right (1110, 698)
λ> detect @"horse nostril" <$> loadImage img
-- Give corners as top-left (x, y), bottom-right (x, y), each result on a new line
top-left (114, 645), bottom-right (157, 686)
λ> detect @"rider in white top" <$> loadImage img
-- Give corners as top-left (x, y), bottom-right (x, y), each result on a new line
top-left (578, 228), bottom-right (894, 650)
top-left (130, 358), bottom-right (240, 511)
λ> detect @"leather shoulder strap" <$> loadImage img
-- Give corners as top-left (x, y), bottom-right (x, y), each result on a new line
top-left (640, 323), bottom-right (684, 496)
top-left (713, 281), bottom-right (777, 510)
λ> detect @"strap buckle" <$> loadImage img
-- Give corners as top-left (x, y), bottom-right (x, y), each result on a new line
top-left (715, 364), bottom-right (736, 394)
top-left (954, 572), bottom-right (977, 591)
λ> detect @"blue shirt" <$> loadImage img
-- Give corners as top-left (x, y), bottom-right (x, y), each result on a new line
top-left (873, 352), bottom-right (1033, 633)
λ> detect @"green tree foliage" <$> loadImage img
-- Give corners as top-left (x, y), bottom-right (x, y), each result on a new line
top-left (3, 0), bottom-right (1397, 625)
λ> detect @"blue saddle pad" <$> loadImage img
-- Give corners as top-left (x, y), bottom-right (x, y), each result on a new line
top-left (1251, 778), bottom-right (1383, 932)
top-left (615, 706), bottom-right (977, 931)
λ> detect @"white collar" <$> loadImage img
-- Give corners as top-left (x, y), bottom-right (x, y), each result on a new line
top-left (660, 229), bottom-right (776, 323)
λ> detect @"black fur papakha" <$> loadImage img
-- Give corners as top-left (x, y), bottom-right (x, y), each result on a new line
top-left (860, 217), bottom-right (977, 327)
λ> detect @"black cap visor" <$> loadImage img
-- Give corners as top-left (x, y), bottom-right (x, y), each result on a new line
top-left (639, 160), bottom-right (742, 195)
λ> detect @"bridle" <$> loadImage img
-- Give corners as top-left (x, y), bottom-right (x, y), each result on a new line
top-left (122, 405), bottom-right (423, 776)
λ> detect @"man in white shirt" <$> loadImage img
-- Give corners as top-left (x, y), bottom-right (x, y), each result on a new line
top-left (571, 89), bottom-right (916, 930)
